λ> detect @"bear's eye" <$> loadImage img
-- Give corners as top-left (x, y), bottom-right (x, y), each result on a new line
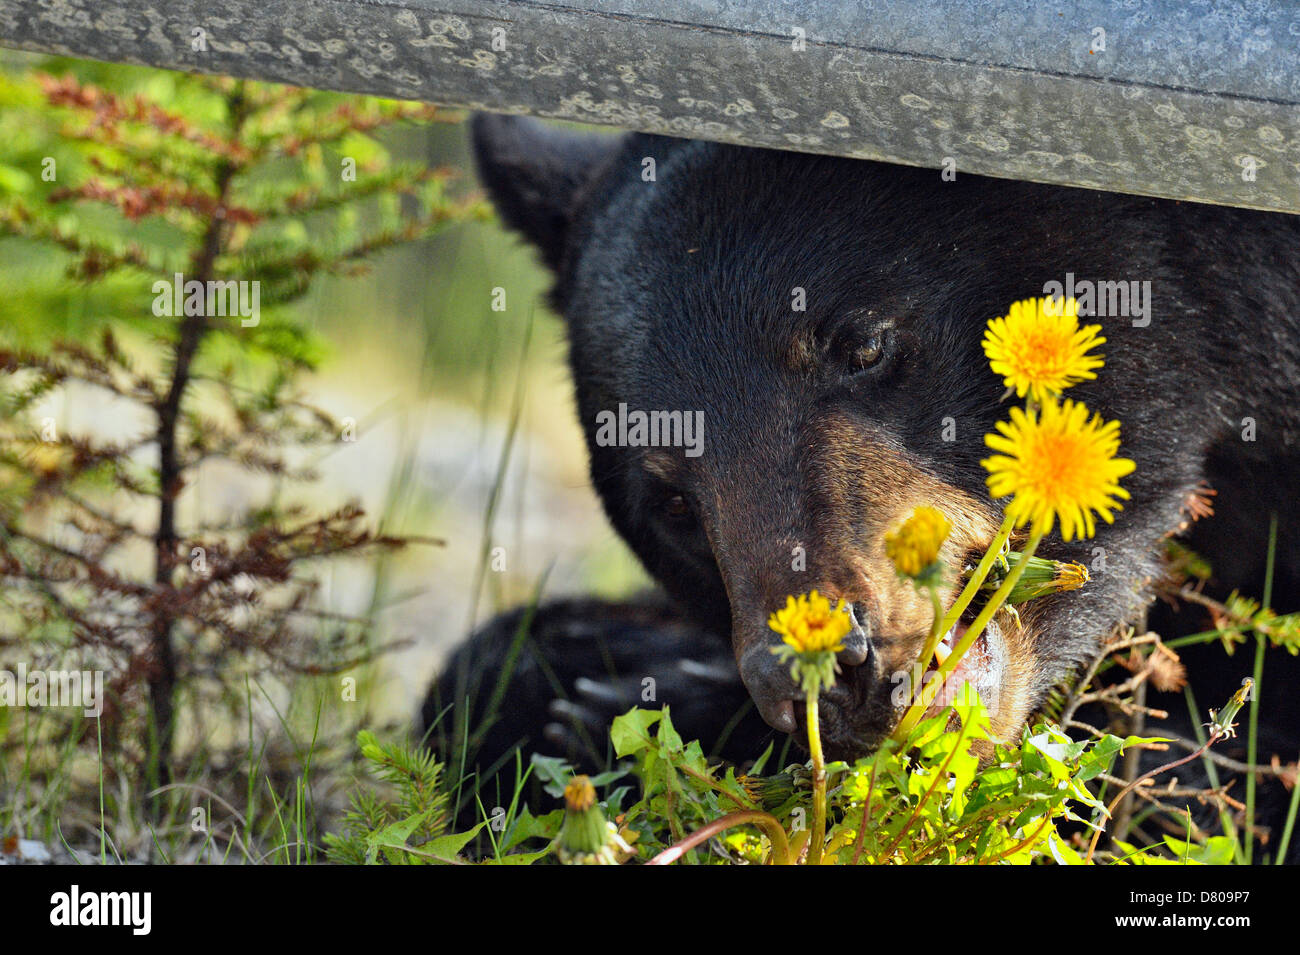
top-left (657, 493), bottom-right (699, 530)
top-left (842, 320), bottom-right (897, 377)
top-left (852, 337), bottom-right (885, 370)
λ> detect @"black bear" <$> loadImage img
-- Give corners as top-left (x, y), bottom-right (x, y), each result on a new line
top-left (425, 114), bottom-right (1300, 849)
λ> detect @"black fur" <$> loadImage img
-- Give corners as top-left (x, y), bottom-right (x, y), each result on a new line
top-left (422, 595), bottom-right (773, 776)
top-left (428, 115), bottom-right (1300, 851)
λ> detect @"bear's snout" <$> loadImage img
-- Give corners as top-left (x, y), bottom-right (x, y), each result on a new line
top-left (736, 599), bottom-right (877, 737)
top-left (736, 641), bottom-right (801, 734)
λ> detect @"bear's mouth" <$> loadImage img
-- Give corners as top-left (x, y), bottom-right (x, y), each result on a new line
top-left (814, 605), bottom-right (1009, 759)
top-left (921, 612), bottom-right (1007, 717)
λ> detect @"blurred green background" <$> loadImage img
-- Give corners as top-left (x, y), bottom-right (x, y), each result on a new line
top-left (0, 50), bottom-right (649, 727)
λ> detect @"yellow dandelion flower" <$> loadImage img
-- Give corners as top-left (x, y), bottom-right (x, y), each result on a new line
top-left (767, 590), bottom-right (853, 655)
top-left (884, 506), bottom-right (951, 578)
top-left (983, 297), bottom-right (1105, 403)
top-left (982, 398), bottom-right (1135, 542)
top-left (1054, 560), bottom-right (1090, 593)
top-left (564, 775), bottom-right (596, 813)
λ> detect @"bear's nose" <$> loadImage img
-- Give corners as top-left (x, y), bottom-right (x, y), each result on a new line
top-left (737, 643), bottom-right (801, 734)
top-left (836, 602), bottom-right (872, 668)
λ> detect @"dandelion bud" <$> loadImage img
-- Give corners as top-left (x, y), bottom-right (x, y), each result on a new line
top-left (884, 506), bottom-right (951, 583)
top-left (981, 551), bottom-right (1090, 605)
top-left (557, 775), bottom-right (632, 865)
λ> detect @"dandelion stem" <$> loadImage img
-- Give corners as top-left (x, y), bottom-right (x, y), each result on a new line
top-left (647, 811), bottom-right (793, 866)
top-left (881, 704), bottom-right (976, 860)
top-left (806, 688), bottom-right (828, 865)
top-left (905, 511), bottom-right (1013, 715)
top-left (896, 523), bottom-right (1043, 739)
top-left (934, 510), bottom-right (1015, 644)
top-left (910, 585), bottom-right (947, 702)
top-left (939, 525), bottom-right (1045, 688)
top-left (850, 755), bottom-right (880, 865)
top-left (981, 815), bottom-right (1052, 864)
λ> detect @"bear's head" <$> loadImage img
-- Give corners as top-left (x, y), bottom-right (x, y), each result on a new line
top-left (471, 114), bottom-right (1175, 759)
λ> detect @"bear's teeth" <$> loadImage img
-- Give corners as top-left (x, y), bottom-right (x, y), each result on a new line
top-left (932, 622), bottom-right (964, 666)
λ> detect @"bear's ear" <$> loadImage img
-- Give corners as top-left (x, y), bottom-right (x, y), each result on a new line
top-left (470, 113), bottom-right (623, 273)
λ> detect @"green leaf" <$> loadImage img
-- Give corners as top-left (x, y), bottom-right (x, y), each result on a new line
top-left (1162, 834), bottom-right (1236, 865)
top-left (414, 821), bottom-right (488, 863)
top-left (610, 707), bottom-right (662, 757)
top-left (529, 754), bottom-right (577, 797)
top-left (491, 848), bottom-right (552, 866)
top-left (1047, 832), bottom-right (1084, 865)
top-left (502, 807), bottom-right (562, 852)
top-left (364, 811), bottom-right (433, 864)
